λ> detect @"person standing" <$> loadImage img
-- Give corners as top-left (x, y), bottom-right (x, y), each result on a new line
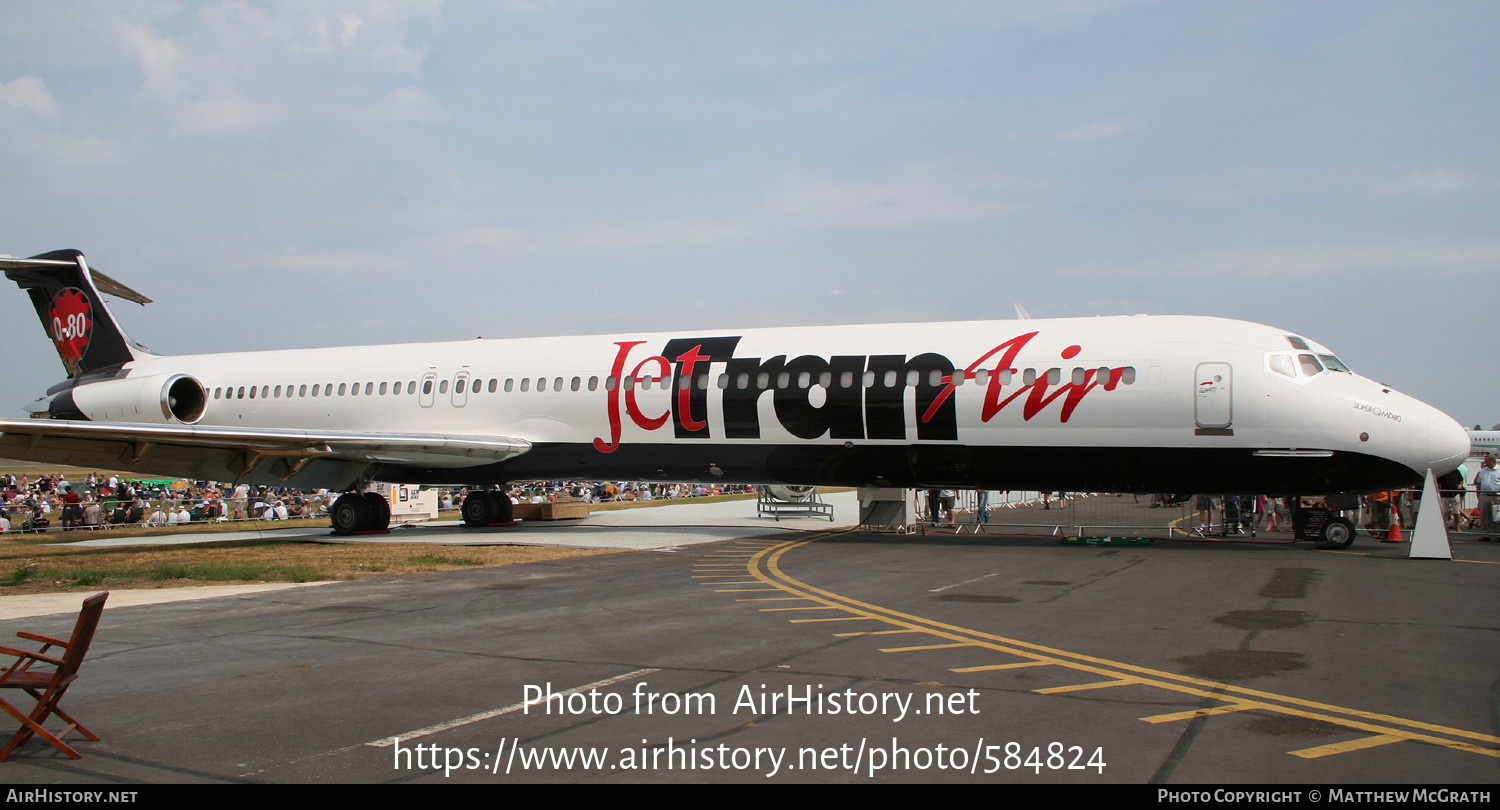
top-left (231, 482), bottom-right (250, 521)
top-left (61, 486), bottom-right (83, 530)
top-left (1475, 454), bottom-right (1499, 541)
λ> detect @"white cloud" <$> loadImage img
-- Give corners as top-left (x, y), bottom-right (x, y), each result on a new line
top-left (1374, 168), bottom-right (1475, 195)
top-left (118, 21), bottom-right (183, 99)
top-left (25, 132), bottom-right (130, 166)
top-left (763, 164), bottom-right (1019, 230)
top-left (178, 90), bottom-right (283, 135)
top-left (1054, 117), bottom-right (1142, 142)
top-left (362, 87), bottom-right (447, 125)
top-left (260, 250), bottom-right (414, 274)
top-left (1060, 240), bottom-right (1500, 278)
top-left (98, 1), bottom-right (444, 135)
top-left (0, 76), bottom-right (59, 116)
top-left (455, 226), bottom-right (529, 249)
top-left (579, 221), bottom-right (745, 249)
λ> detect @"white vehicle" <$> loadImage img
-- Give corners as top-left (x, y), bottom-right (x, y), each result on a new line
top-left (1, 249), bottom-right (1469, 546)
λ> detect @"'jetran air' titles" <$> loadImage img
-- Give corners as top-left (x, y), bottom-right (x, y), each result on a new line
top-left (592, 332), bottom-right (1126, 452)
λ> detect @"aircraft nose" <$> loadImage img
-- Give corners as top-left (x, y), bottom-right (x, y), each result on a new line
top-left (1426, 410), bottom-right (1470, 476)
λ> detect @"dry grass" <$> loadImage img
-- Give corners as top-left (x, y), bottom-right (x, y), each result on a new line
top-left (0, 536), bottom-right (611, 595)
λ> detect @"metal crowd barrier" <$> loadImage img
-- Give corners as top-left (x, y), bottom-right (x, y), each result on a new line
top-left (868, 487), bottom-right (1493, 542)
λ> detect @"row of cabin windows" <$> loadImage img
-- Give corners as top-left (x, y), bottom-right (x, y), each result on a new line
top-left (209, 366), bottom-right (1139, 402)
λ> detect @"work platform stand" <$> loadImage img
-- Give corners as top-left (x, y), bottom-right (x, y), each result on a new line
top-left (757, 489), bottom-right (835, 521)
top-left (1189, 495), bottom-right (1258, 538)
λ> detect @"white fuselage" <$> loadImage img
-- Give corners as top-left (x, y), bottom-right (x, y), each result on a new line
top-left (58, 314), bottom-right (1469, 493)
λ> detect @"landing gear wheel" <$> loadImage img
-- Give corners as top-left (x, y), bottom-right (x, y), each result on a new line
top-left (1315, 516), bottom-right (1356, 550)
top-left (461, 491), bottom-right (493, 526)
top-left (330, 493), bottom-right (371, 536)
top-left (492, 491), bottom-right (513, 525)
top-left (362, 492), bottom-right (391, 532)
top-left (462, 490), bottom-right (514, 527)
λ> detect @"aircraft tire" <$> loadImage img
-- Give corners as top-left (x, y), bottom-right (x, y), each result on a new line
top-left (462, 490), bottom-right (498, 526)
top-left (1315, 516), bottom-right (1356, 550)
top-left (492, 491), bottom-right (513, 524)
top-left (361, 491), bottom-right (391, 532)
top-left (331, 493), bottom-right (371, 536)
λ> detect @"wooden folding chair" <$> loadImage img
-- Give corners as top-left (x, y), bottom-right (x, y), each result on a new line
top-left (0, 592), bottom-right (108, 761)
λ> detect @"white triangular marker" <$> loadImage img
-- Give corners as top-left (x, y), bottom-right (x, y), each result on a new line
top-left (1409, 469), bottom-right (1452, 560)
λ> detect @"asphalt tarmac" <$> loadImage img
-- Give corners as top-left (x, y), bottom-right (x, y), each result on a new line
top-left (2, 494), bottom-right (1497, 783)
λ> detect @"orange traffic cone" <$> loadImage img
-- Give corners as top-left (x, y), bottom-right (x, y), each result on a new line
top-left (1382, 519), bottom-right (1405, 543)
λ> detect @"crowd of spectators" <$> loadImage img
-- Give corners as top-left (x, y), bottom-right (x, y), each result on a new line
top-left (0, 471), bottom-right (756, 534)
top-left (0, 471), bottom-right (338, 533)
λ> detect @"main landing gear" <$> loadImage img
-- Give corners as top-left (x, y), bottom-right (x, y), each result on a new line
top-left (330, 491), bottom-right (392, 536)
top-left (461, 489), bottom-right (514, 527)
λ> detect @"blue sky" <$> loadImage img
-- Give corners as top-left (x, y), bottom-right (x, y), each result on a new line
top-left (1, 1), bottom-right (1495, 428)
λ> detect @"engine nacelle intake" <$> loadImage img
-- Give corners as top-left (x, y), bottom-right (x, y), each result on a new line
top-left (56, 372), bottom-right (208, 425)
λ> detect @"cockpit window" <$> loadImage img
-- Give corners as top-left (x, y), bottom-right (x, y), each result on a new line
top-left (1318, 354), bottom-right (1350, 372)
top-left (1268, 350), bottom-right (1346, 381)
top-left (1285, 336), bottom-right (1310, 350)
top-left (1268, 354), bottom-right (1296, 379)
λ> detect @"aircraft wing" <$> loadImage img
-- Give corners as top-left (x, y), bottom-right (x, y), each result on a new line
top-left (0, 418), bottom-right (531, 488)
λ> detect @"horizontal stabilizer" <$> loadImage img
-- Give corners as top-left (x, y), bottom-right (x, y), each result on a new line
top-left (3, 250), bottom-right (152, 377)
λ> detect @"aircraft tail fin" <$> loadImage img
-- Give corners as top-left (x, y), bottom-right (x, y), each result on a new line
top-left (2, 249), bottom-right (155, 378)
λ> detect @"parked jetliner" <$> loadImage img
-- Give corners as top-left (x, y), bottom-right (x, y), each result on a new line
top-left (1, 250), bottom-right (1470, 547)
top-left (1468, 429), bottom-right (1499, 458)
